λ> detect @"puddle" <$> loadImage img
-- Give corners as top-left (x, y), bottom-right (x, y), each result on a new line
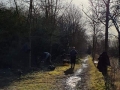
top-left (74, 69), bottom-right (82, 76)
top-left (94, 61), bottom-right (98, 64)
top-left (65, 57), bottom-right (88, 90)
top-left (66, 76), bottom-right (81, 89)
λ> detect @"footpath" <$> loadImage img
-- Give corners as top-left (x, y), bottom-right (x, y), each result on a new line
top-left (63, 56), bottom-right (89, 90)
top-left (61, 56), bottom-right (105, 90)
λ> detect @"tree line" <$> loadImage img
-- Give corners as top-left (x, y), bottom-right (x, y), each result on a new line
top-left (1, 0), bottom-right (119, 70)
top-left (0, 0), bottom-right (88, 69)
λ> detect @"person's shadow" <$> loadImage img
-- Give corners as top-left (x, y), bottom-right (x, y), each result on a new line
top-left (64, 68), bottom-right (74, 75)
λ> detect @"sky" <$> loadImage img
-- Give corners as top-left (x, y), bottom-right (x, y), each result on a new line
top-left (70, 0), bottom-right (118, 37)
top-left (0, 0), bottom-right (118, 36)
top-left (72, 0), bottom-right (89, 7)
top-left (65, 0), bottom-right (89, 11)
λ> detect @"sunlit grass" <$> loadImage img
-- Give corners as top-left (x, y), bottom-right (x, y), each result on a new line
top-left (6, 62), bottom-right (81, 90)
top-left (88, 56), bottom-right (105, 90)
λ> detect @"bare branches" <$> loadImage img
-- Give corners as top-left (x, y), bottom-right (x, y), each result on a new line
top-left (102, 0), bottom-right (107, 6)
top-left (14, 0), bottom-right (19, 15)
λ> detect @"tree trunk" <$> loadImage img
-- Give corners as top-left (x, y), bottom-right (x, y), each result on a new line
top-left (118, 32), bottom-right (120, 67)
top-left (14, 0), bottom-right (19, 15)
top-left (92, 23), bottom-right (96, 61)
top-left (105, 0), bottom-right (110, 52)
top-left (29, 0), bottom-right (33, 68)
top-left (92, 35), bottom-right (95, 61)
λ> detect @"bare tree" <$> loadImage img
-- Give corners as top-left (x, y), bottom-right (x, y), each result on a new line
top-left (84, 0), bottom-right (105, 60)
top-left (104, 0), bottom-right (110, 52)
top-left (88, 0), bottom-right (112, 52)
top-left (13, 0), bottom-right (19, 15)
top-left (28, 0), bottom-right (33, 68)
top-left (58, 4), bottom-right (87, 52)
top-left (37, 0), bottom-right (61, 53)
top-left (109, 0), bottom-right (120, 65)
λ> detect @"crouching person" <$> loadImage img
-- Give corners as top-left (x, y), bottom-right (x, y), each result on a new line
top-left (41, 52), bottom-right (55, 70)
top-left (43, 52), bottom-right (52, 65)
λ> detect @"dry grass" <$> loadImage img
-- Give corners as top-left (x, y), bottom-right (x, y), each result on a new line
top-left (4, 63), bottom-right (81, 90)
top-left (115, 69), bottom-right (120, 90)
top-left (89, 55), bottom-right (120, 90)
top-left (88, 56), bottom-right (106, 90)
top-left (109, 58), bottom-right (120, 90)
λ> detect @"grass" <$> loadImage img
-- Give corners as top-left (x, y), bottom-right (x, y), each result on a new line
top-left (3, 56), bottom-right (119, 90)
top-left (88, 56), bottom-right (106, 90)
top-left (115, 69), bottom-right (120, 90)
top-left (88, 55), bottom-right (120, 90)
top-left (4, 62), bottom-right (81, 90)
top-left (109, 58), bottom-right (120, 90)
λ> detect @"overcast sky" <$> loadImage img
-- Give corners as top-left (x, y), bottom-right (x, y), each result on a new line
top-left (0, 0), bottom-right (118, 36)
top-left (65, 0), bottom-right (89, 10)
top-left (72, 0), bottom-right (89, 7)
top-left (71, 0), bottom-right (118, 36)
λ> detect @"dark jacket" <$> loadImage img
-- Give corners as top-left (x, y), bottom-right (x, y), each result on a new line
top-left (70, 49), bottom-right (77, 59)
top-left (97, 52), bottom-right (110, 72)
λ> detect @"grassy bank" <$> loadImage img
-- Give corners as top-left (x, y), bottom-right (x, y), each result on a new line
top-left (110, 58), bottom-right (120, 90)
top-left (4, 62), bottom-right (81, 90)
top-left (88, 56), bottom-right (105, 90)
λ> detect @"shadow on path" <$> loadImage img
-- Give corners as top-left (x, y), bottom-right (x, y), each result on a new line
top-left (64, 68), bottom-right (74, 75)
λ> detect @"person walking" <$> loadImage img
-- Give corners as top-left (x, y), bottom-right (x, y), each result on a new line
top-left (70, 47), bottom-right (78, 69)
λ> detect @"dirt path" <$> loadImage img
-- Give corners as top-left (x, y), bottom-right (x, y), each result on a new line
top-left (77, 61), bottom-right (89, 90)
top-left (60, 56), bottom-right (89, 90)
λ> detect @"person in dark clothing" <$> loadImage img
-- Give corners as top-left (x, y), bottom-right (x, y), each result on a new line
top-left (42, 52), bottom-right (52, 65)
top-left (70, 47), bottom-right (78, 69)
top-left (40, 52), bottom-right (55, 70)
top-left (97, 52), bottom-right (110, 76)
